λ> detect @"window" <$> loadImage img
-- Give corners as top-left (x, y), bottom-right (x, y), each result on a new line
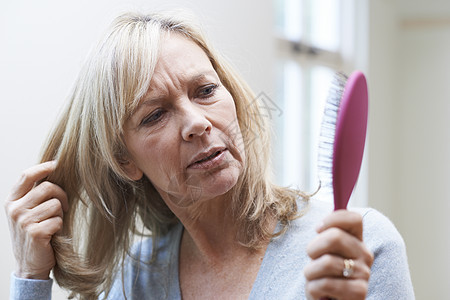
top-left (273, 0), bottom-right (367, 205)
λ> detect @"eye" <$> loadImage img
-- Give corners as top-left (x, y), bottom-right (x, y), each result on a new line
top-left (141, 109), bottom-right (165, 126)
top-left (198, 84), bottom-right (218, 98)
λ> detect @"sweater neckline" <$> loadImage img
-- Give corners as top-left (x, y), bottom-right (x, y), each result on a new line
top-left (169, 221), bottom-right (283, 299)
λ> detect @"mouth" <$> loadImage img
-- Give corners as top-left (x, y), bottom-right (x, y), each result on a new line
top-left (188, 147), bottom-right (227, 169)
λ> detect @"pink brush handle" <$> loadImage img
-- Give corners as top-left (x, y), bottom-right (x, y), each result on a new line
top-left (332, 71), bottom-right (368, 210)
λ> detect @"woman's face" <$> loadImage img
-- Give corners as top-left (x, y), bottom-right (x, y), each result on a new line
top-left (123, 33), bottom-right (245, 208)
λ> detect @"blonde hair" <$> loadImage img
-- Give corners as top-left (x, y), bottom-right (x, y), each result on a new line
top-left (41, 11), bottom-right (308, 299)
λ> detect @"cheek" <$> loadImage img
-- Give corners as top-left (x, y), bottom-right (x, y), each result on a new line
top-left (127, 133), bottom-right (179, 182)
top-left (213, 97), bottom-right (241, 136)
top-left (218, 104), bottom-right (245, 158)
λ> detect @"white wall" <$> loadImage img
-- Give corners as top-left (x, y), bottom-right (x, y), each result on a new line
top-left (367, 0), bottom-right (450, 298)
top-left (0, 1), bottom-right (274, 298)
top-left (396, 20), bottom-right (450, 300)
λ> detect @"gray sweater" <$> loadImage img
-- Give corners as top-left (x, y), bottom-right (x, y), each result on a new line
top-left (11, 199), bottom-right (415, 299)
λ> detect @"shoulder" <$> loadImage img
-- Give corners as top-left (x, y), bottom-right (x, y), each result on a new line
top-left (347, 207), bottom-right (415, 298)
top-left (293, 199), bottom-right (405, 248)
top-left (351, 207), bottom-right (407, 254)
top-left (288, 199), bottom-right (409, 262)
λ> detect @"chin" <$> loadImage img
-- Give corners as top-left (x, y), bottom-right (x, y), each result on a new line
top-left (201, 165), bottom-right (241, 199)
top-left (161, 165), bottom-right (241, 209)
top-left (164, 147), bottom-right (245, 205)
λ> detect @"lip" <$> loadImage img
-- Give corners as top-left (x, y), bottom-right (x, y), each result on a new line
top-left (187, 147), bottom-right (227, 169)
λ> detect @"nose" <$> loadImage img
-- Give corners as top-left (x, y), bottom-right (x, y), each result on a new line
top-left (180, 103), bottom-right (212, 141)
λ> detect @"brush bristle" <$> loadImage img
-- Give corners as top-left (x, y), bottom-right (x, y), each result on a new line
top-left (317, 72), bottom-right (348, 197)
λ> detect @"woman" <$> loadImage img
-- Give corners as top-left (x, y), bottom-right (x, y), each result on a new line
top-left (5, 11), bottom-right (414, 299)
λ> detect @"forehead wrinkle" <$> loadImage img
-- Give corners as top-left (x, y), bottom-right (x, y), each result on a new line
top-left (136, 69), bottom-right (219, 109)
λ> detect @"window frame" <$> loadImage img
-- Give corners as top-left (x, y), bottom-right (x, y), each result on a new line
top-left (273, 0), bottom-right (368, 207)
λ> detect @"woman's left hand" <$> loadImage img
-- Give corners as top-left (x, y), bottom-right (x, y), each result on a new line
top-left (304, 210), bottom-right (374, 300)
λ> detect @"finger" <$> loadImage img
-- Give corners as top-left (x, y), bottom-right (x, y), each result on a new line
top-left (9, 198), bottom-right (64, 231)
top-left (307, 227), bottom-right (362, 259)
top-left (30, 198), bottom-right (65, 223)
top-left (8, 161), bottom-right (57, 201)
top-left (307, 227), bottom-right (373, 266)
top-left (304, 254), bottom-right (371, 281)
top-left (316, 210), bottom-right (363, 241)
top-left (19, 181), bottom-right (68, 212)
top-left (31, 216), bottom-right (64, 240)
top-left (306, 278), bottom-right (368, 300)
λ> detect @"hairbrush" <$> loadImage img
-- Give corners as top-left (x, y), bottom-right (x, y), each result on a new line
top-left (317, 71), bottom-right (369, 210)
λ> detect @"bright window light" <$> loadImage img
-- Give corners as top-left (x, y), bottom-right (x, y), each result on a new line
top-left (275, 0), bottom-right (303, 40)
top-left (310, 0), bottom-right (341, 51)
top-left (281, 61), bottom-right (304, 188)
top-left (274, 0), bottom-right (360, 203)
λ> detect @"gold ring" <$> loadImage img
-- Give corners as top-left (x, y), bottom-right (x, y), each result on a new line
top-left (343, 258), bottom-right (355, 278)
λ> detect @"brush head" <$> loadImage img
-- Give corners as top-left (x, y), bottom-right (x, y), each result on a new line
top-left (333, 71), bottom-right (368, 210)
top-left (317, 72), bottom-right (347, 198)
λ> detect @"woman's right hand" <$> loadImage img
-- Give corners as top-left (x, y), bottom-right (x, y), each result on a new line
top-left (4, 161), bottom-right (68, 280)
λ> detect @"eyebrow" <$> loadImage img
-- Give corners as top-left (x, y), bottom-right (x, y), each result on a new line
top-left (190, 72), bottom-right (215, 83)
top-left (135, 71), bottom-right (219, 112)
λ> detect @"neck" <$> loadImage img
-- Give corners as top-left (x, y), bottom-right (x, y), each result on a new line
top-left (163, 192), bottom-right (275, 265)
top-left (179, 195), bottom-right (241, 261)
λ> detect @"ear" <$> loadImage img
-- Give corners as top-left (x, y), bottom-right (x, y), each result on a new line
top-left (119, 158), bottom-right (144, 181)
